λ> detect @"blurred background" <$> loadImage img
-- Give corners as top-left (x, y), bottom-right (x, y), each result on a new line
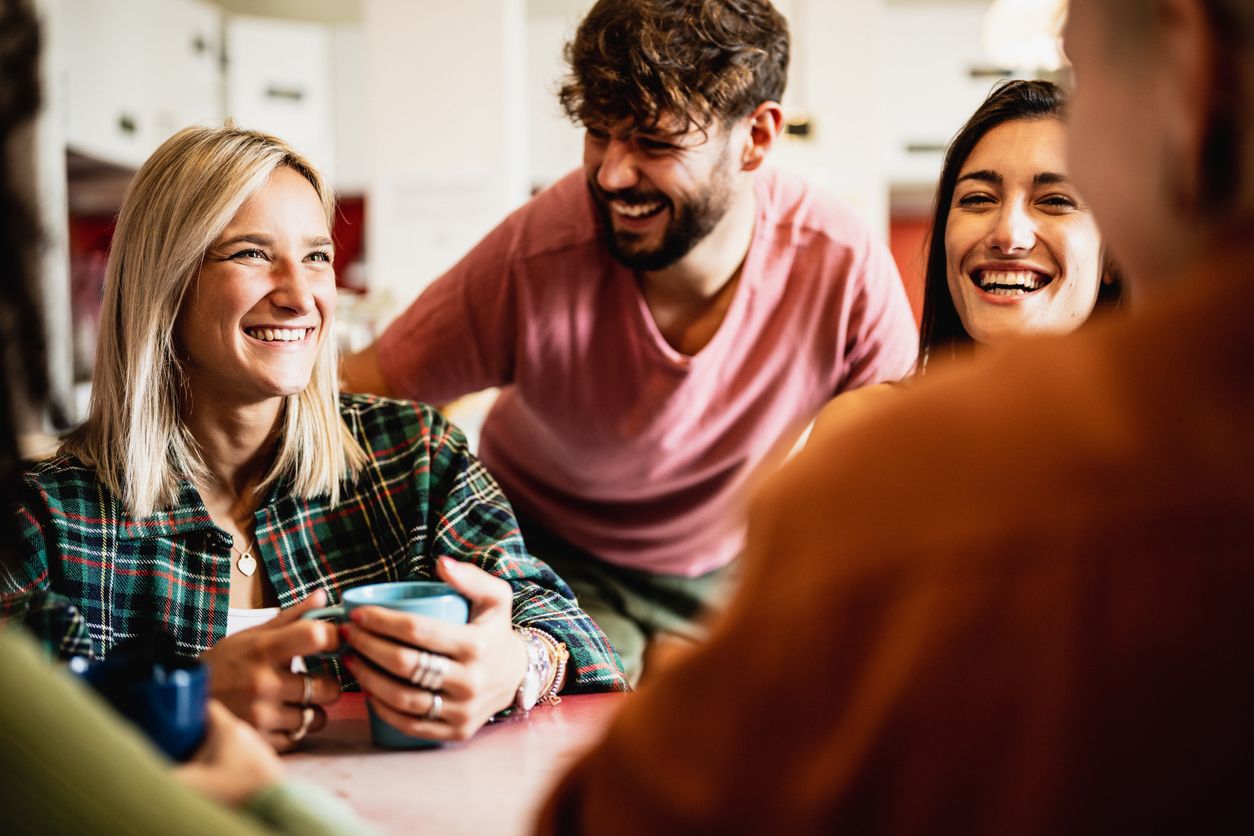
top-left (15, 0), bottom-right (1065, 440)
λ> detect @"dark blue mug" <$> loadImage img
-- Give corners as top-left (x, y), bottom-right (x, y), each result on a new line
top-left (70, 633), bottom-right (208, 762)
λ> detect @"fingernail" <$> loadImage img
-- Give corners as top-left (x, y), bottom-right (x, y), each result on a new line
top-left (350, 609), bottom-right (364, 624)
top-left (338, 624), bottom-right (350, 643)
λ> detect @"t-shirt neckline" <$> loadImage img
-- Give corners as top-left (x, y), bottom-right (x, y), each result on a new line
top-left (622, 175), bottom-right (768, 369)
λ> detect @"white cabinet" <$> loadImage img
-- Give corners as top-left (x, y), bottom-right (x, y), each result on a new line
top-left (224, 16), bottom-right (335, 179)
top-left (62, 0), bottom-right (153, 167)
top-left (881, 0), bottom-right (1006, 186)
top-left (61, 0), bottom-right (223, 168)
top-left (146, 0), bottom-right (224, 143)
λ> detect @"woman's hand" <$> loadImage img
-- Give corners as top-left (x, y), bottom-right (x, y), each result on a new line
top-left (343, 556), bottom-right (529, 742)
top-left (174, 700), bottom-right (284, 806)
top-left (200, 590), bottom-right (342, 752)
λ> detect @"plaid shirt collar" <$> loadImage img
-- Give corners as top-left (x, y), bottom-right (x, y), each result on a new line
top-left (114, 478), bottom-right (290, 541)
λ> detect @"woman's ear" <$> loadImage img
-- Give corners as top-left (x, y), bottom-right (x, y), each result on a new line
top-left (741, 102), bottom-right (783, 172)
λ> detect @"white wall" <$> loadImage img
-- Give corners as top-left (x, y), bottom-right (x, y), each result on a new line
top-left (525, 8), bottom-right (589, 192)
top-left (882, 0), bottom-right (997, 188)
top-left (330, 24), bottom-right (368, 195)
top-left (772, 0), bottom-right (891, 239)
top-left (362, 0), bottom-right (530, 309)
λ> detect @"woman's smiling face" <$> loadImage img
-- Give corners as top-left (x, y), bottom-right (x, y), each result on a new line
top-left (175, 166), bottom-right (336, 408)
top-left (944, 117), bottom-right (1104, 345)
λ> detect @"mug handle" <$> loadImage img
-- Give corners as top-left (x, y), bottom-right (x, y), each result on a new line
top-left (300, 605), bottom-right (348, 659)
top-left (301, 605), bottom-right (347, 623)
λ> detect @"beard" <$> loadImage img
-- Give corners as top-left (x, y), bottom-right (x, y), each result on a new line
top-left (587, 144), bottom-right (736, 272)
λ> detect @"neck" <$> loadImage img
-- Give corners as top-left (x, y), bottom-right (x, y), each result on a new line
top-left (183, 390), bottom-right (284, 501)
top-left (642, 177), bottom-right (758, 300)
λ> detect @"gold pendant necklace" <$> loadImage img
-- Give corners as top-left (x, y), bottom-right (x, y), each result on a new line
top-left (232, 538), bottom-right (258, 577)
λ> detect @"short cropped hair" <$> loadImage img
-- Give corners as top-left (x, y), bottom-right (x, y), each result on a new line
top-left (558, 0), bottom-right (789, 136)
top-left (61, 124), bottom-right (366, 518)
top-left (1100, 0), bottom-right (1253, 213)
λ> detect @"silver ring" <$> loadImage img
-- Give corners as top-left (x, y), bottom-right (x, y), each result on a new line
top-left (409, 651), bottom-right (450, 692)
top-left (409, 650), bottom-right (433, 685)
top-left (289, 705), bottom-right (315, 743)
top-left (300, 673), bottom-right (314, 707)
top-left (422, 653), bottom-right (449, 691)
top-left (423, 692), bottom-right (443, 722)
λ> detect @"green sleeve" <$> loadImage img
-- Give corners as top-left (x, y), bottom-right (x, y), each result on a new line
top-left (0, 627), bottom-right (374, 835)
top-left (244, 782), bottom-right (378, 836)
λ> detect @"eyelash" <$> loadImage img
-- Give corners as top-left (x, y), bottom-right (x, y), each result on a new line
top-left (1041, 195), bottom-right (1077, 210)
top-left (955, 195), bottom-right (1078, 211)
top-left (229, 249), bottom-right (333, 263)
top-left (638, 138), bottom-right (675, 153)
top-left (585, 129), bottom-right (676, 154)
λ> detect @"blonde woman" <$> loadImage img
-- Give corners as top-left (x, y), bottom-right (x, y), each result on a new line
top-left (2, 124), bottom-right (625, 751)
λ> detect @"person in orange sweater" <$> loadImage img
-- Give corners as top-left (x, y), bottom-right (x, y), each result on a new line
top-left (538, 0), bottom-right (1254, 832)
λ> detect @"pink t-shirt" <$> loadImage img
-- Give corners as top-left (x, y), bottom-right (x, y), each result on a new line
top-left (377, 167), bottom-right (918, 576)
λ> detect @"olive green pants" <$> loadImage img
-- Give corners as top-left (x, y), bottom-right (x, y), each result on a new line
top-left (518, 514), bottom-right (740, 687)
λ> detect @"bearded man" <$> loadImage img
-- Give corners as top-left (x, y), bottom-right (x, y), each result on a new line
top-left (341, 0), bottom-right (918, 684)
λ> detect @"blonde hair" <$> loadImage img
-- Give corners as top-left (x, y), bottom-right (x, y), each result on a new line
top-left (62, 123), bottom-right (367, 517)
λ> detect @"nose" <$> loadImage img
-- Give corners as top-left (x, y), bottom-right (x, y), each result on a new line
top-left (988, 199), bottom-right (1036, 254)
top-left (594, 138), bottom-right (639, 193)
top-left (269, 257), bottom-right (317, 315)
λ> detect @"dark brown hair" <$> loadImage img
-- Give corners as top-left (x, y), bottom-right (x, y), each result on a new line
top-left (558, 0), bottom-right (789, 136)
top-left (0, 0), bottom-right (47, 562)
top-left (918, 79), bottom-right (1123, 372)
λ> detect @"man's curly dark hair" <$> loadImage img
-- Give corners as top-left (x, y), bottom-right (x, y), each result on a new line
top-left (558, 0), bottom-right (789, 137)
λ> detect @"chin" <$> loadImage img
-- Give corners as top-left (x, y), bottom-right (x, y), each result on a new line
top-left (965, 319), bottom-right (1030, 347)
top-left (256, 377), bottom-right (315, 400)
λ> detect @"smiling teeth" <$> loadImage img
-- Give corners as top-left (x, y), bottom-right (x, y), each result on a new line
top-left (245, 327), bottom-right (310, 342)
top-left (977, 270), bottom-right (1047, 294)
top-left (611, 200), bottom-right (664, 218)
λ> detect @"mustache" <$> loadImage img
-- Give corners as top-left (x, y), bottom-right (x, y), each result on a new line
top-left (588, 180), bottom-right (669, 208)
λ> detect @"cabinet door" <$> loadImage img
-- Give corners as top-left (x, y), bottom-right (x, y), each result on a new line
top-left (144, 0), bottom-right (224, 145)
top-left (225, 16), bottom-right (335, 177)
top-left (62, 0), bottom-right (152, 167)
top-left (882, 1), bottom-right (1005, 186)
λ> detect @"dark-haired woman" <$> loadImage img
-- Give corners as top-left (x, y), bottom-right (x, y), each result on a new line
top-left (811, 79), bottom-right (1119, 442)
top-left (916, 78), bottom-right (1120, 370)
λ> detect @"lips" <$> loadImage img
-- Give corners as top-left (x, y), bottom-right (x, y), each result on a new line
top-left (970, 268), bottom-right (1054, 296)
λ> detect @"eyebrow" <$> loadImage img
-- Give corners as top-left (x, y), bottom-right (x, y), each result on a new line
top-left (955, 170), bottom-right (1071, 188)
top-left (956, 170), bottom-right (1001, 186)
top-left (213, 233), bottom-right (334, 249)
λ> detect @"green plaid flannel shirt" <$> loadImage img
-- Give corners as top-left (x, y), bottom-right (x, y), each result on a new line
top-left (1, 394), bottom-right (627, 693)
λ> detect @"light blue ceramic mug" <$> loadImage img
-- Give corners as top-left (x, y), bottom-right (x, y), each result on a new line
top-left (303, 580), bottom-right (469, 749)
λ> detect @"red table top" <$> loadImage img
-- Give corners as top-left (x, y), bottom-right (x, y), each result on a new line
top-left (286, 692), bottom-right (627, 835)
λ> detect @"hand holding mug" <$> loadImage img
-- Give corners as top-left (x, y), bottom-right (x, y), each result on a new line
top-left (343, 557), bottom-right (529, 744)
top-left (200, 590), bottom-right (342, 752)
